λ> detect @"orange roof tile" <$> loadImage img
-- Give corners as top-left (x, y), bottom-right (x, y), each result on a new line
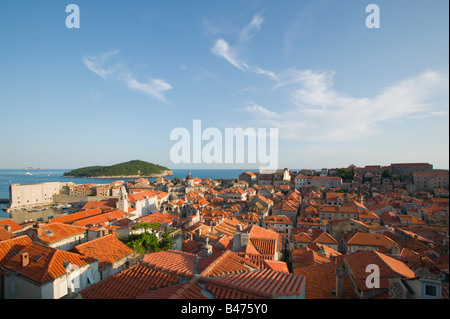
top-left (73, 210), bottom-right (127, 227)
top-left (344, 250), bottom-right (415, 291)
top-left (82, 198), bottom-right (118, 211)
top-left (199, 269), bottom-right (306, 298)
top-left (3, 241), bottom-right (95, 284)
top-left (32, 223), bottom-right (87, 244)
top-left (345, 232), bottom-right (399, 248)
top-left (136, 278), bottom-right (207, 299)
top-left (142, 250), bottom-right (197, 278)
top-left (294, 262), bottom-right (354, 299)
top-left (0, 235), bottom-right (32, 272)
top-left (199, 250), bottom-right (260, 277)
top-left (72, 234), bottom-right (134, 269)
top-left (80, 262), bottom-right (180, 299)
top-left (49, 208), bottom-right (103, 224)
top-left (0, 218), bottom-right (23, 233)
top-left (128, 191), bottom-right (158, 203)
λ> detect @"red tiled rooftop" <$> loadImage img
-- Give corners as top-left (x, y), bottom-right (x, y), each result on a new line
top-left (49, 208), bottom-right (103, 224)
top-left (0, 235), bottom-right (32, 273)
top-left (136, 278), bottom-right (207, 299)
top-left (32, 223), bottom-right (87, 244)
top-left (82, 198), bottom-right (118, 211)
top-left (80, 262), bottom-right (180, 299)
top-left (199, 250), bottom-right (260, 277)
top-left (3, 241), bottom-right (95, 284)
top-left (199, 269), bottom-right (306, 299)
top-left (73, 210), bottom-right (127, 227)
top-left (1, 218), bottom-right (23, 233)
top-left (294, 262), bottom-right (354, 299)
top-left (71, 234), bottom-right (134, 269)
top-left (142, 250), bottom-right (197, 278)
top-left (344, 250), bottom-right (415, 291)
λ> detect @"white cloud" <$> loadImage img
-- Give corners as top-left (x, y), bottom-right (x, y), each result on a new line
top-left (124, 75), bottom-right (172, 103)
top-left (244, 102), bottom-right (280, 119)
top-left (82, 50), bottom-right (121, 79)
top-left (210, 14), bottom-right (276, 81)
top-left (245, 69), bottom-right (449, 142)
top-left (82, 50), bottom-right (172, 103)
top-left (211, 38), bottom-right (248, 71)
top-left (240, 14), bottom-right (264, 43)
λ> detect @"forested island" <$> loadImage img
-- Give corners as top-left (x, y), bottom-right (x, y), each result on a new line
top-left (63, 160), bottom-right (173, 178)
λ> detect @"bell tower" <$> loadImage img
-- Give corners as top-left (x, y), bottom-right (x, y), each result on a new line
top-left (118, 186), bottom-right (128, 213)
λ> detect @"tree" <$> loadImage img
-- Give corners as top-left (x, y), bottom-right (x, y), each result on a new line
top-left (381, 170), bottom-right (391, 179)
top-left (127, 225), bottom-right (174, 254)
top-left (159, 226), bottom-right (175, 251)
top-left (336, 168), bottom-right (355, 182)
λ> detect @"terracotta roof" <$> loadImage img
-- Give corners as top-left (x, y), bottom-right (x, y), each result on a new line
top-left (73, 210), bottom-right (127, 227)
top-left (294, 262), bottom-right (354, 299)
top-left (259, 260), bottom-right (290, 273)
top-left (344, 250), bottom-right (415, 291)
top-left (80, 262), bottom-right (180, 299)
top-left (3, 241), bottom-right (95, 284)
top-left (128, 191), bottom-right (158, 203)
top-left (345, 232), bottom-right (400, 248)
top-left (82, 198), bottom-right (118, 211)
top-left (0, 227), bottom-right (13, 241)
top-left (198, 269), bottom-right (306, 298)
top-left (212, 217), bottom-right (247, 236)
top-left (291, 248), bottom-right (330, 268)
top-left (141, 250), bottom-right (197, 278)
top-left (32, 223), bottom-right (87, 244)
top-left (138, 212), bottom-right (176, 225)
top-left (136, 278), bottom-right (207, 299)
top-left (49, 208), bottom-right (103, 224)
top-left (1, 218), bottom-right (23, 233)
top-left (199, 250), bottom-right (260, 277)
top-left (0, 235), bottom-right (32, 273)
top-left (71, 234), bottom-right (134, 270)
top-left (263, 215), bottom-right (293, 225)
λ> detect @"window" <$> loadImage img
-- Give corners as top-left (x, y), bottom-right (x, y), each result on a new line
top-left (424, 284), bottom-right (438, 297)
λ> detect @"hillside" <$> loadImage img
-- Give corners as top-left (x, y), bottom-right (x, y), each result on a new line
top-left (63, 160), bottom-right (172, 178)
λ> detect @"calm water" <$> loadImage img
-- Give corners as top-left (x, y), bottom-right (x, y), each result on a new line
top-left (0, 168), bottom-right (247, 219)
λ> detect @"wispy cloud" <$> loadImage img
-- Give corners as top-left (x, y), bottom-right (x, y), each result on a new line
top-left (82, 50), bottom-right (172, 103)
top-left (210, 14), bottom-right (277, 81)
top-left (239, 14), bottom-right (264, 44)
top-left (82, 50), bottom-right (121, 79)
top-left (244, 69), bottom-right (449, 142)
top-left (211, 38), bottom-right (248, 71)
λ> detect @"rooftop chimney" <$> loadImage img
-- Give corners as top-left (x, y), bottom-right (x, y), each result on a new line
top-left (21, 252), bottom-right (29, 268)
top-left (335, 267), bottom-right (344, 299)
top-left (232, 225), bottom-right (242, 252)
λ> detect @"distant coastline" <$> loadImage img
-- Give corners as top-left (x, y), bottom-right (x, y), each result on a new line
top-left (62, 160), bottom-right (172, 179)
top-left (63, 169), bottom-right (174, 179)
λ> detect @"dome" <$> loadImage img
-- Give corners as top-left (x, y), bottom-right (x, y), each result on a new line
top-left (186, 171), bottom-right (194, 180)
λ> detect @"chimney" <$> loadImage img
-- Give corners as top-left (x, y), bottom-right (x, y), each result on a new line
top-left (31, 223), bottom-right (43, 239)
top-left (21, 252), bottom-right (29, 268)
top-left (195, 228), bottom-right (201, 241)
top-left (335, 267), bottom-right (344, 299)
top-left (241, 232), bottom-right (250, 247)
top-left (232, 224), bottom-right (242, 252)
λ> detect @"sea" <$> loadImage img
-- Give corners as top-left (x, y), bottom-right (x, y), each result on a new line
top-left (0, 168), bottom-right (249, 220)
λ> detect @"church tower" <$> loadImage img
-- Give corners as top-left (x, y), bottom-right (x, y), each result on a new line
top-left (185, 171), bottom-right (195, 187)
top-left (118, 186), bottom-right (128, 213)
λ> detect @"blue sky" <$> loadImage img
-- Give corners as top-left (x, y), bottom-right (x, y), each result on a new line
top-left (0, 0), bottom-right (448, 170)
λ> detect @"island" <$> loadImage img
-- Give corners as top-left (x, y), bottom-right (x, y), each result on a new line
top-left (63, 160), bottom-right (173, 178)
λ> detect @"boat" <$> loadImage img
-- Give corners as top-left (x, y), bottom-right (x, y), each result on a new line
top-left (25, 172), bottom-right (32, 175)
